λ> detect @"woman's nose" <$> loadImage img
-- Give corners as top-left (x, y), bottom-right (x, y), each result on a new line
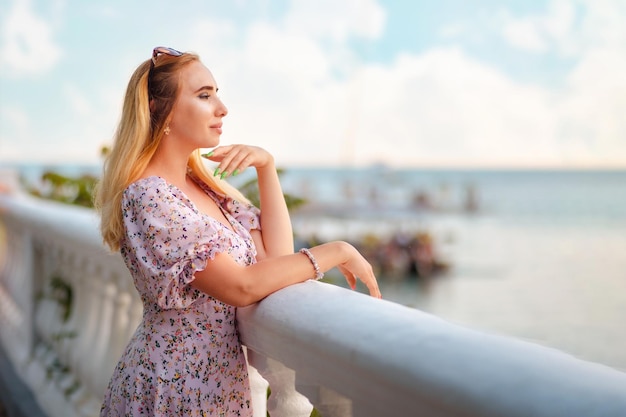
top-left (217, 98), bottom-right (228, 117)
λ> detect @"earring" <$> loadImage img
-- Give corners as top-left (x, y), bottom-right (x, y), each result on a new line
top-left (164, 125), bottom-right (171, 135)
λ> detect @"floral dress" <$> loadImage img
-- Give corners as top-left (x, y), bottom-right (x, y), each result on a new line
top-left (100, 175), bottom-right (260, 417)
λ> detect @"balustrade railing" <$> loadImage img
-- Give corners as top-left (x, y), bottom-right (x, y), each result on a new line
top-left (1, 192), bottom-right (625, 417)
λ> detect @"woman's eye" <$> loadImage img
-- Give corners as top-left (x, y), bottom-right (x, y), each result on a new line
top-left (199, 94), bottom-right (210, 99)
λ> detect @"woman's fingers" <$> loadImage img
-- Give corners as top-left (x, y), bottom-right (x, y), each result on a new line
top-left (356, 274), bottom-right (382, 298)
top-left (338, 265), bottom-right (357, 290)
top-left (356, 264), bottom-right (381, 298)
top-left (217, 147), bottom-right (247, 178)
top-left (202, 145), bottom-right (270, 178)
top-left (338, 261), bottom-right (382, 299)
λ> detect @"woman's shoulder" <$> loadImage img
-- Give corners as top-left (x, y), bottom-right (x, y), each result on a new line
top-left (123, 176), bottom-right (181, 205)
top-left (127, 175), bottom-right (168, 188)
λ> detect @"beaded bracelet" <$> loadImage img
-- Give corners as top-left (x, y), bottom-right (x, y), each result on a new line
top-left (299, 248), bottom-right (324, 281)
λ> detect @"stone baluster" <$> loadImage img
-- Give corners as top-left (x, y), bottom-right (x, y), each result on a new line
top-left (71, 262), bottom-right (103, 382)
top-left (57, 253), bottom-right (86, 363)
top-left (101, 270), bottom-right (133, 383)
top-left (246, 348), bottom-right (313, 417)
top-left (55, 254), bottom-right (90, 406)
top-left (3, 226), bottom-right (26, 300)
top-left (242, 347), bottom-right (268, 417)
top-left (67, 260), bottom-right (96, 375)
top-left (25, 236), bottom-right (89, 417)
top-left (62, 259), bottom-right (101, 416)
top-left (0, 223), bottom-right (20, 357)
top-left (67, 265), bottom-right (117, 417)
top-left (109, 260), bottom-right (141, 344)
top-left (33, 244), bottom-right (66, 350)
top-left (53, 247), bottom-right (78, 362)
top-left (70, 262), bottom-right (108, 403)
top-left (21, 235), bottom-right (52, 399)
top-left (13, 231), bottom-right (35, 364)
top-left (87, 270), bottom-right (117, 397)
top-left (2, 227), bottom-right (34, 365)
top-left (295, 382), bottom-right (352, 417)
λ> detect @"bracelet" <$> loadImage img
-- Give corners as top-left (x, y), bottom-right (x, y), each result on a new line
top-left (299, 248), bottom-right (324, 281)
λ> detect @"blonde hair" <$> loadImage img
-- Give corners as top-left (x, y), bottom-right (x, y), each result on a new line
top-left (95, 51), bottom-right (248, 251)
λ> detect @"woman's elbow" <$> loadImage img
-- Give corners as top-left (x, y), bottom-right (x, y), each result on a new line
top-left (229, 280), bottom-right (262, 307)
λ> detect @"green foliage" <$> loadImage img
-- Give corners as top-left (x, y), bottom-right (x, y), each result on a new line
top-left (49, 275), bottom-right (74, 323)
top-left (39, 275), bottom-right (79, 392)
top-left (28, 166), bottom-right (306, 212)
top-left (28, 171), bottom-right (98, 208)
top-left (237, 168), bottom-right (307, 211)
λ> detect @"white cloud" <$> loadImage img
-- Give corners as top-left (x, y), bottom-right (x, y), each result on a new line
top-left (50, 82), bottom-right (122, 163)
top-left (342, 48), bottom-right (563, 167)
top-left (502, 18), bottom-right (550, 53)
top-left (283, 0), bottom-right (386, 42)
top-left (0, 106), bottom-right (29, 133)
top-left (557, 47), bottom-right (626, 165)
top-left (244, 23), bottom-right (331, 85)
top-left (4, 0), bottom-right (623, 168)
top-left (419, 0), bottom-right (626, 167)
top-left (0, 81), bottom-right (122, 164)
top-left (501, 0), bottom-right (576, 55)
top-left (178, 4), bottom-right (387, 166)
top-left (212, 42), bottom-right (565, 168)
top-left (184, 0), bottom-right (626, 168)
top-left (0, 0), bottom-right (63, 77)
top-left (0, 106), bottom-right (35, 160)
top-left (501, 0), bottom-right (626, 58)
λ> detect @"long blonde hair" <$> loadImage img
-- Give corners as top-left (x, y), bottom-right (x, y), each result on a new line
top-left (95, 51), bottom-right (248, 251)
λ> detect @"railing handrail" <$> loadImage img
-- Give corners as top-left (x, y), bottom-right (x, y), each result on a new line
top-left (1, 192), bottom-right (103, 247)
top-left (2, 193), bottom-right (626, 417)
top-left (238, 281), bottom-right (626, 416)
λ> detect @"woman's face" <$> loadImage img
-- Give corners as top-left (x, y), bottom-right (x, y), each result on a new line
top-left (168, 60), bottom-right (228, 149)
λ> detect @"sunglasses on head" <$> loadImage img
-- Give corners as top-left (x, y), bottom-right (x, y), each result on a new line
top-left (151, 46), bottom-right (183, 66)
top-left (148, 47), bottom-right (183, 100)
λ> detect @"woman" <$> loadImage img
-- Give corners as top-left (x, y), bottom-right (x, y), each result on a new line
top-left (95, 46), bottom-right (381, 416)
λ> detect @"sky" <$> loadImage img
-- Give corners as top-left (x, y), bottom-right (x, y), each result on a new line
top-left (1, 0), bottom-right (625, 169)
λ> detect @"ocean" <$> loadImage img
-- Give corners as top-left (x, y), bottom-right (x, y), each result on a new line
top-left (279, 167), bottom-right (626, 372)
top-left (3, 163), bottom-right (626, 371)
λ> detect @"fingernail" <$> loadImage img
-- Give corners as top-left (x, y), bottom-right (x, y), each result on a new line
top-left (220, 171), bottom-right (228, 179)
top-left (213, 168), bottom-right (220, 177)
top-left (201, 151), bottom-right (214, 158)
top-left (232, 169), bottom-right (239, 176)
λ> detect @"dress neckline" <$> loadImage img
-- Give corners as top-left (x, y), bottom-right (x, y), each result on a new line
top-left (130, 175), bottom-right (241, 236)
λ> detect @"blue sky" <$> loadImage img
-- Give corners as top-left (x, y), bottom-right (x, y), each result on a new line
top-left (1, 0), bottom-right (625, 168)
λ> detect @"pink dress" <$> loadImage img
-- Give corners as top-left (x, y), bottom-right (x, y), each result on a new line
top-left (100, 175), bottom-right (260, 417)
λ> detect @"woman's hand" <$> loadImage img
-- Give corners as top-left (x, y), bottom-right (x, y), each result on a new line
top-left (205, 144), bottom-right (295, 258)
top-left (336, 243), bottom-right (382, 299)
top-left (202, 145), bottom-right (274, 179)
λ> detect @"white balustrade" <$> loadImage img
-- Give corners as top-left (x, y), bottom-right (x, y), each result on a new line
top-left (0, 220), bottom-right (34, 366)
top-left (1, 193), bottom-right (626, 417)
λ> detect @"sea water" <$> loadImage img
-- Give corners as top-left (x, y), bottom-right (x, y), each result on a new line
top-left (278, 168), bottom-right (626, 371)
top-left (5, 163), bottom-right (626, 370)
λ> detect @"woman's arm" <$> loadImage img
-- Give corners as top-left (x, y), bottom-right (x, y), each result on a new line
top-left (204, 145), bottom-right (294, 258)
top-left (191, 240), bottom-right (381, 307)
top-left (252, 159), bottom-right (294, 257)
